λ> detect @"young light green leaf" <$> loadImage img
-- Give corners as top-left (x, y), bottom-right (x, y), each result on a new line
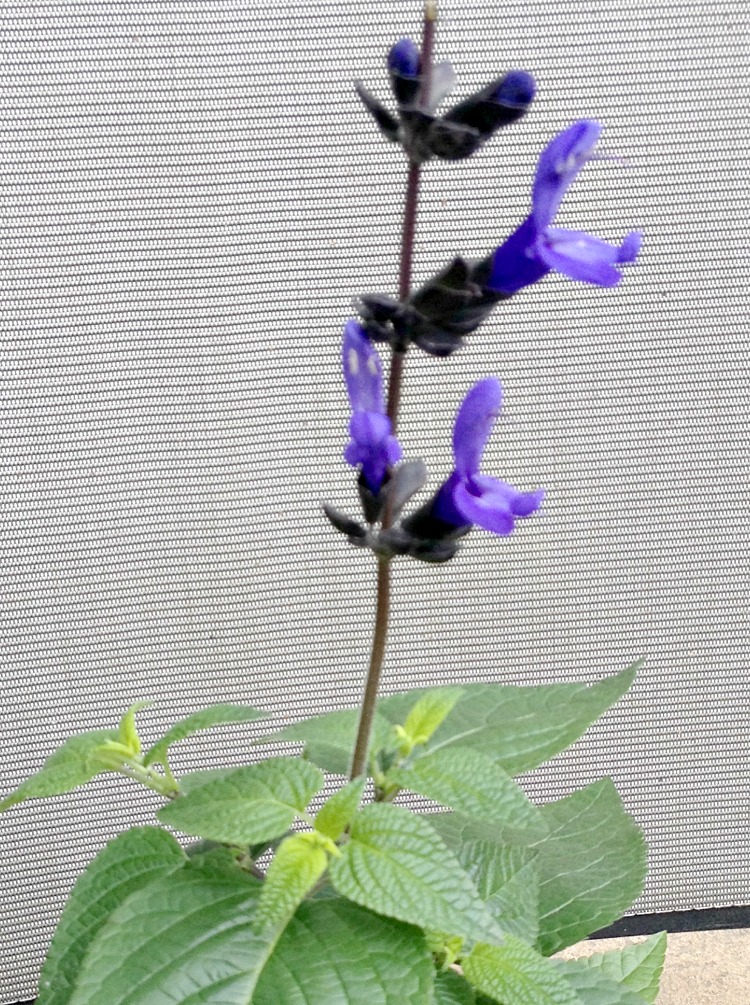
top-left (0, 729), bottom-right (119, 811)
top-left (433, 969), bottom-right (477, 1005)
top-left (533, 779), bottom-right (647, 955)
top-left (329, 802), bottom-right (503, 944)
top-left (378, 664), bottom-right (639, 776)
top-left (457, 841), bottom-right (540, 944)
top-left (390, 746), bottom-right (547, 844)
top-left (552, 961), bottom-right (649, 1005)
top-left (254, 831), bottom-right (333, 933)
top-left (402, 687), bottom-right (465, 746)
top-left (116, 701), bottom-right (151, 757)
top-left (258, 709), bottom-right (393, 775)
top-left (559, 932), bottom-right (667, 1004)
top-left (252, 897), bottom-right (435, 1005)
top-left (462, 937), bottom-right (582, 1005)
top-left (314, 777), bottom-right (366, 840)
top-left (143, 703), bottom-right (268, 768)
top-left (37, 827), bottom-right (186, 1005)
top-left (157, 757), bottom-right (324, 845)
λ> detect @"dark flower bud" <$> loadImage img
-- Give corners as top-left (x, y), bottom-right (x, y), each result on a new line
top-left (358, 256), bottom-right (511, 357)
top-left (491, 69), bottom-right (536, 108)
top-left (387, 38), bottom-right (421, 78)
top-left (387, 39), bottom-right (422, 106)
top-left (431, 70), bottom-right (535, 159)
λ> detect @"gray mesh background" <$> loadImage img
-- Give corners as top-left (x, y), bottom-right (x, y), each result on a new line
top-left (1, 0), bottom-right (748, 999)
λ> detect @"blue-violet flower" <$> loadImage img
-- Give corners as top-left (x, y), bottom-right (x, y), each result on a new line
top-left (488, 120), bottom-right (642, 294)
top-left (433, 377), bottom-right (544, 535)
top-left (342, 320), bottom-right (402, 494)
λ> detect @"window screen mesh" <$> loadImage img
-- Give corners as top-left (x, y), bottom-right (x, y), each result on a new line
top-left (1, 1), bottom-right (748, 999)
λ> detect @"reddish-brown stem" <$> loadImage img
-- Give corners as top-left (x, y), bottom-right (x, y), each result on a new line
top-left (347, 557), bottom-right (391, 779)
top-left (348, 2), bottom-right (435, 782)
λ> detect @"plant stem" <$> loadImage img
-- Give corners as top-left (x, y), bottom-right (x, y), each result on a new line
top-left (348, 556), bottom-right (391, 778)
top-left (348, 2), bottom-right (436, 781)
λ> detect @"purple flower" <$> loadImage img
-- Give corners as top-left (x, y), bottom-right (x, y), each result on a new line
top-left (488, 120), bottom-right (642, 295)
top-left (342, 320), bottom-right (402, 494)
top-left (433, 377), bottom-right (544, 535)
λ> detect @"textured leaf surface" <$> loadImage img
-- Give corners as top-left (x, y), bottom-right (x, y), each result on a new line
top-left (314, 777), bottom-right (365, 840)
top-left (378, 665), bottom-right (638, 776)
top-left (559, 933), bottom-right (667, 1004)
top-left (143, 704), bottom-right (267, 767)
top-left (329, 803), bottom-right (502, 943)
top-left (433, 969), bottom-right (477, 1004)
top-left (67, 860), bottom-right (271, 1004)
top-left (426, 812), bottom-right (510, 849)
top-left (0, 730), bottom-right (118, 810)
top-left (252, 897), bottom-right (435, 1005)
top-left (463, 938), bottom-right (582, 1005)
top-left (254, 832), bottom-right (329, 932)
top-left (259, 709), bottom-right (393, 775)
top-left (38, 827), bottom-right (186, 1005)
top-left (157, 757), bottom-right (324, 844)
top-left (391, 747), bottom-right (547, 843)
top-left (457, 841), bottom-right (540, 944)
top-left (553, 962), bottom-right (648, 1005)
top-left (534, 780), bottom-right (647, 955)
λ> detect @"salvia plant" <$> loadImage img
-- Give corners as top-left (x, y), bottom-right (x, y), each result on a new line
top-left (3, 5), bottom-right (666, 1004)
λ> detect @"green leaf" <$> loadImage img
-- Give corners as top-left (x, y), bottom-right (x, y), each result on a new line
top-left (378, 664), bottom-right (639, 776)
top-left (558, 932), bottom-right (667, 1005)
top-left (252, 897), bottom-right (435, 1004)
top-left (254, 831), bottom-right (332, 932)
top-left (433, 969), bottom-right (477, 1005)
top-left (533, 779), bottom-right (647, 955)
top-left (37, 827), bottom-right (186, 1005)
top-left (552, 961), bottom-right (648, 1005)
top-left (462, 937), bottom-right (582, 1005)
top-left (314, 777), bottom-right (366, 840)
top-left (143, 704), bottom-right (268, 768)
top-left (329, 802), bottom-right (503, 944)
top-left (157, 757), bottom-right (324, 845)
top-left (402, 687), bottom-right (464, 746)
top-left (0, 730), bottom-right (119, 811)
top-left (390, 747), bottom-right (547, 844)
top-left (456, 841), bottom-right (540, 944)
top-left (67, 858), bottom-right (273, 1004)
top-left (426, 812), bottom-right (511, 850)
top-left (258, 708), bottom-right (393, 775)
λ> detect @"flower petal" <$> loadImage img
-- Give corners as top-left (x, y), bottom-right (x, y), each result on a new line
top-left (452, 378), bottom-right (503, 479)
top-left (342, 320), bottom-right (384, 414)
top-left (532, 120), bottom-right (602, 227)
top-left (453, 475), bottom-right (543, 535)
top-left (346, 412), bottom-right (401, 493)
top-left (431, 471), bottom-right (471, 529)
top-left (487, 216), bottom-right (550, 295)
top-left (452, 478), bottom-right (515, 535)
top-left (617, 230), bottom-right (642, 263)
top-left (537, 227), bottom-right (623, 286)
